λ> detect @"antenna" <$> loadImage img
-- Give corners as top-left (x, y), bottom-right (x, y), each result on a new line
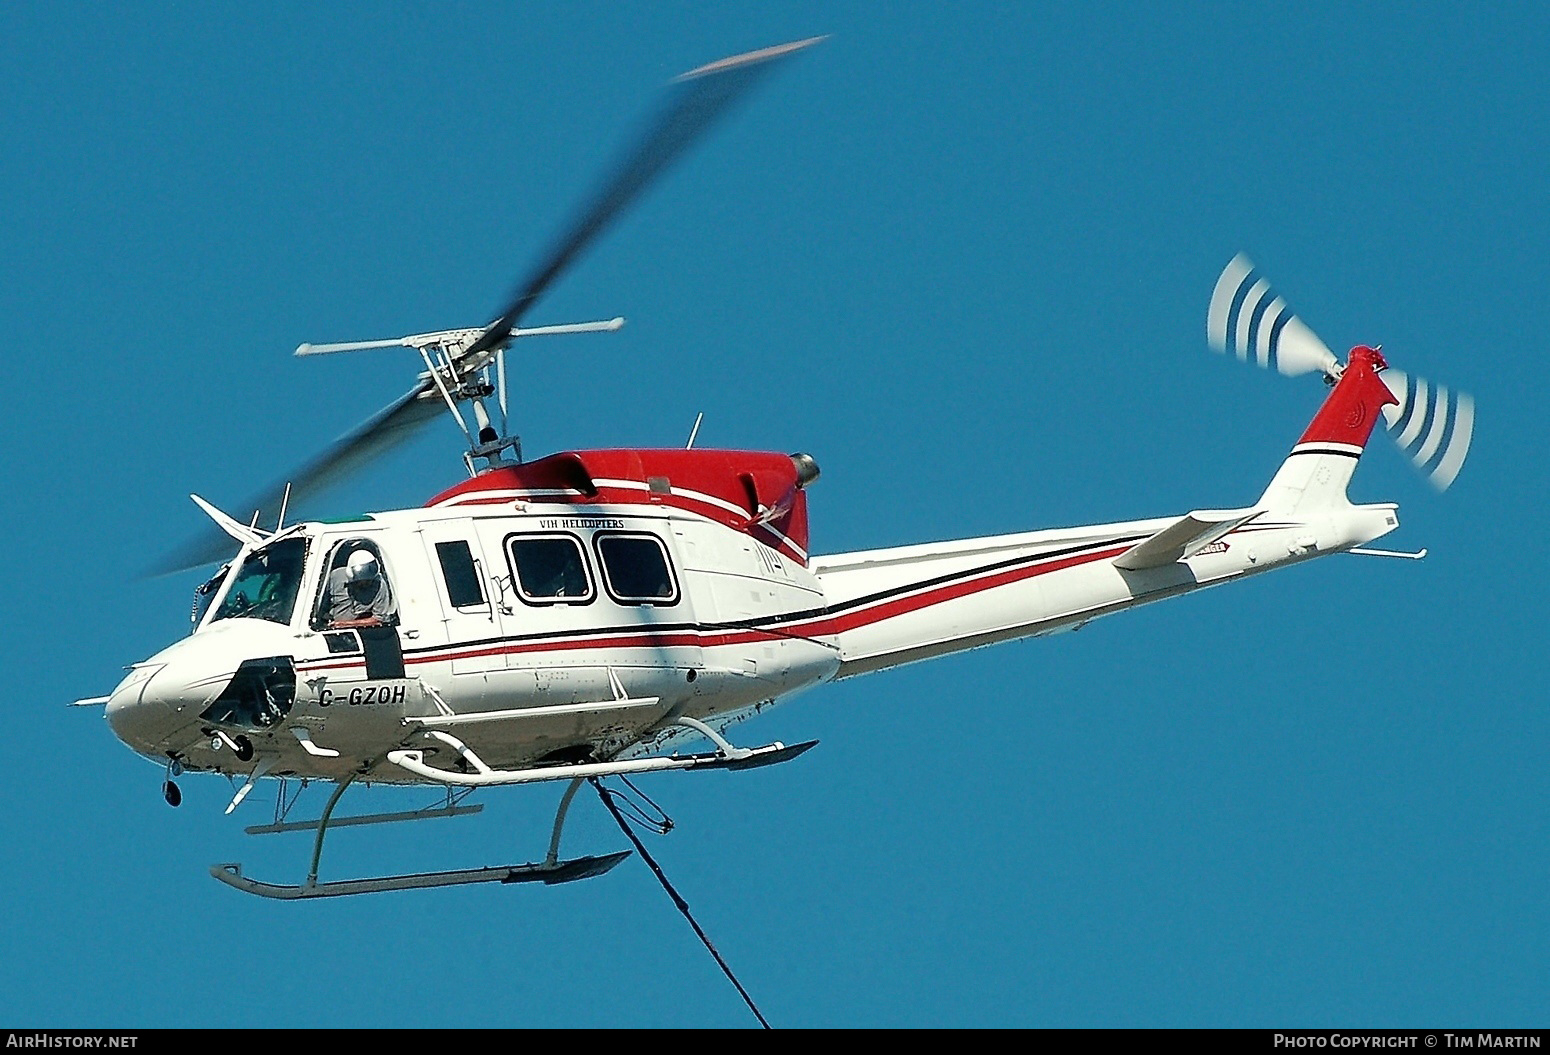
top-left (496, 348), bottom-right (509, 422)
top-left (685, 412), bottom-right (704, 450)
top-left (275, 482), bottom-right (292, 532)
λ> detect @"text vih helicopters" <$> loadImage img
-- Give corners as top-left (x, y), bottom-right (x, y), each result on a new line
top-left (81, 39), bottom-right (1474, 901)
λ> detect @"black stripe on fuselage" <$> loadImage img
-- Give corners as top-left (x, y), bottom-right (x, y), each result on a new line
top-left (395, 531), bottom-right (1149, 658)
top-left (813, 532), bottom-right (1149, 618)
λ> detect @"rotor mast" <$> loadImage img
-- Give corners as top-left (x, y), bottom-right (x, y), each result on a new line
top-left (296, 317), bottom-right (626, 474)
top-left (153, 36), bottom-right (821, 576)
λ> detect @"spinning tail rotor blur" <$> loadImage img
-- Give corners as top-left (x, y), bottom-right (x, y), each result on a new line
top-left (1207, 253), bottom-right (1475, 491)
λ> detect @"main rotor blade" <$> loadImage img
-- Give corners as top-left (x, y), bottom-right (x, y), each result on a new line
top-left (462, 36), bottom-right (822, 361)
top-left (151, 382), bottom-right (442, 575)
top-left (151, 38), bottom-right (820, 577)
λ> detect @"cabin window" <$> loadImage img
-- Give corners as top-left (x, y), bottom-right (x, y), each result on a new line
top-left (212, 537), bottom-right (309, 626)
top-left (595, 533), bottom-right (678, 606)
top-left (435, 540), bottom-right (486, 608)
top-left (507, 535), bottom-right (593, 604)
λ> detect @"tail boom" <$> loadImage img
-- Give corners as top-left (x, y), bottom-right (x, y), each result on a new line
top-left (810, 348), bottom-right (1405, 679)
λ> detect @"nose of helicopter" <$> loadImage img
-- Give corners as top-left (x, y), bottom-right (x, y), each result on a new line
top-left (105, 646), bottom-right (233, 755)
top-left (104, 662), bottom-right (177, 751)
top-left (105, 621), bottom-right (300, 757)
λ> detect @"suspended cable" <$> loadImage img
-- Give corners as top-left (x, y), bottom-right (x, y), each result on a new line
top-left (590, 778), bottom-right (771, 1029)
top-left (612, 774), bottom-right (674, 835)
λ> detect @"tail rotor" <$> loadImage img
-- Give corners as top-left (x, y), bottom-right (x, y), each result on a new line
top-left (1206, 253), bottom-right (1475, 491)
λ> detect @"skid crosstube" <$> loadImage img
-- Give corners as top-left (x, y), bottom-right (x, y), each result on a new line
top-left (211, 851), bottom-right (630, 900)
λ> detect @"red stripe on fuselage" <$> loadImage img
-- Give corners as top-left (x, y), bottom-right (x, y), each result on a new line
top-left (427, 449), bottom-right (813, 565)
top-left (788, 543), bottom-right (1132, 637)
top-left (295, 541), bottom-right (1133, 673)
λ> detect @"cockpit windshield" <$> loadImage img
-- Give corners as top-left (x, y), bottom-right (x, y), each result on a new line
top-left (191, 564), bottom-right (229, 630)
top-left (211, 537), bottom-right (309, 626)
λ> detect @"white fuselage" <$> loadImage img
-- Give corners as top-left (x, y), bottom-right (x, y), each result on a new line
top-left (105, 488), bottom-right (1399, 785)
top-left (107, 501), bottom-right (841, 782)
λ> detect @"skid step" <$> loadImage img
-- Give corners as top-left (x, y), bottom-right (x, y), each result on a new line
top-left (210, 851), bottom-right (631, 900)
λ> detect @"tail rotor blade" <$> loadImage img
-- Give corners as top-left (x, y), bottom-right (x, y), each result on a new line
top-left (1208, 254), bottom-right (1476, 492)
top-left (1379, 370), bottom-right (1475, 491)
top-left (1206, 253), bottom-right (1251, 352)
top-left (1207, 253), bottom-right (1339, 377)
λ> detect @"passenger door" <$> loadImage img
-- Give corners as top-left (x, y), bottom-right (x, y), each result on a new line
top-left (418, 518), bottom-right (503, 676)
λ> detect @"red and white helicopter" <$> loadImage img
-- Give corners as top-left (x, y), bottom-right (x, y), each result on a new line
top-left (79, 39), bottom-right (1473, 901)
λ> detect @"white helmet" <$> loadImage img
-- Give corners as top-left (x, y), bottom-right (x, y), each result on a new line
top-left (345, 549), bottom-right (379, 583)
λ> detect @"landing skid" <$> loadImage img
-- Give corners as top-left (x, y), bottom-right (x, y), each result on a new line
top-left (210, 719), bottom-right (818, 900)
top-left (388, 715), bottom-right (819, 787)
top-left (210, 851), bottom-right (630, 900)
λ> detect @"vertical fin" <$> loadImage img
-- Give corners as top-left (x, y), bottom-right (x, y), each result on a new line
top-left (1259, 346), bottom-right (1398, 514)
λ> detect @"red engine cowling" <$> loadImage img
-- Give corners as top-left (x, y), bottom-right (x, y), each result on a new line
top-left (428, 448), bottom-right (819, 563)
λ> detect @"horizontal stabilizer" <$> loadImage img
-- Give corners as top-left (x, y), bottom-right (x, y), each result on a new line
top-left (1113, 509), bottom-right (1261, 570)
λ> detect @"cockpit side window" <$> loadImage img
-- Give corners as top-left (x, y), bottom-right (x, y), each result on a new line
top-left (211, 538), bottom-right (309, 626)
top-left (311, 538), bottom-right (400, 630)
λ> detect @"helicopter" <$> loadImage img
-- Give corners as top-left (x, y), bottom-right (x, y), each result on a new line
top-left (76, 37), bottom-right (1474, 901)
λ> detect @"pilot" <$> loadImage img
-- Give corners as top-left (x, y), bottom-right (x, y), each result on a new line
top-left (326, 548), bottom-right (398, 628)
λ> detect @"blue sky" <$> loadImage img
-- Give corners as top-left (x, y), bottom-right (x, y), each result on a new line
top-left (2, 3), bottom-right (1545, 1028)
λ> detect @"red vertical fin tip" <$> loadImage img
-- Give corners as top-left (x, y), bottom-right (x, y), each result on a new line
top-left (1296, 346), bottom-right (1400, 450)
